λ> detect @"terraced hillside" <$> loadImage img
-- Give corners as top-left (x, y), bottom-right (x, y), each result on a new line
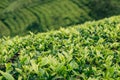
top-left (0, 16), bottom-right (120, 79)
top-left (0, 0), bottom-right (91, 37)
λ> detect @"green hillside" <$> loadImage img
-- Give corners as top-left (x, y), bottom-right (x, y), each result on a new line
top-left (0, 16), bottom-right (120, 79)
top-left (0, 0), bottom-right (92, 37)
top-left (0, 0), bottom-right (120, 37)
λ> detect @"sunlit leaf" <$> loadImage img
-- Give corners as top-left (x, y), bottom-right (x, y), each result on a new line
top-left (0, 70), bottom-right (15, 80)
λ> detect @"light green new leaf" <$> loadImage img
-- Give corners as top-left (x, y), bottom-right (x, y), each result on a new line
top-left (0, 76), bottom-right (3, 80)
top-left (58, 53), bottom-right (65, 62)
top-left (0, 70), bottom-right (15, 80)
top-left (69, 60), bottom-right (79, 69)
top-left (15, 68), bottom-right (22, 74)
top-left (30, 60), bottom-right (39, 73)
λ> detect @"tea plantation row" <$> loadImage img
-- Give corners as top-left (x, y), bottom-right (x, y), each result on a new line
top-left (0, 16), bottom-right (120, 79)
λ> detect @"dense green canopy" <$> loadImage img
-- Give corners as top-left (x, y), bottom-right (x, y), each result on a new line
top-left (0, 15), bottom-right (120, 79)
top-left (0, 0), bottom-right (120, 37)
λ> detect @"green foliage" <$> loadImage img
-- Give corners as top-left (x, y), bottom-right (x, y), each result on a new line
top-left (0, 70), bottom-right (15, 80)
top-left (0, 0), bottom-right (120, 37)
top-left (88, 0), bottom-right (120, 19)
top-left (0, 16), bottom-right (120, 79)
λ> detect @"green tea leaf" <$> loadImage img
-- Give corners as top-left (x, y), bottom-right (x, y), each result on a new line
top-left (30, 60), bottom-right (38, 73)
top-left (0, 70), bottom-right (15, 80)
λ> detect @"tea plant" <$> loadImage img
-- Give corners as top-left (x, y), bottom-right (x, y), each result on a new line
top-left (0, 16), bottom-right (120, 79)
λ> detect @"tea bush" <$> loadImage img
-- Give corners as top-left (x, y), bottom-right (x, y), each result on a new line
top-left (0, 16), bottom-right (120, 79)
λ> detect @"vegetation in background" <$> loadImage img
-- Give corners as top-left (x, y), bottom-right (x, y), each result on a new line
top-left (88, 0), bottom-right (120, 19)
top-left (0, 0), bottom-right (92, 37)
top-left (0, 16), bottom-right (120, 79)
